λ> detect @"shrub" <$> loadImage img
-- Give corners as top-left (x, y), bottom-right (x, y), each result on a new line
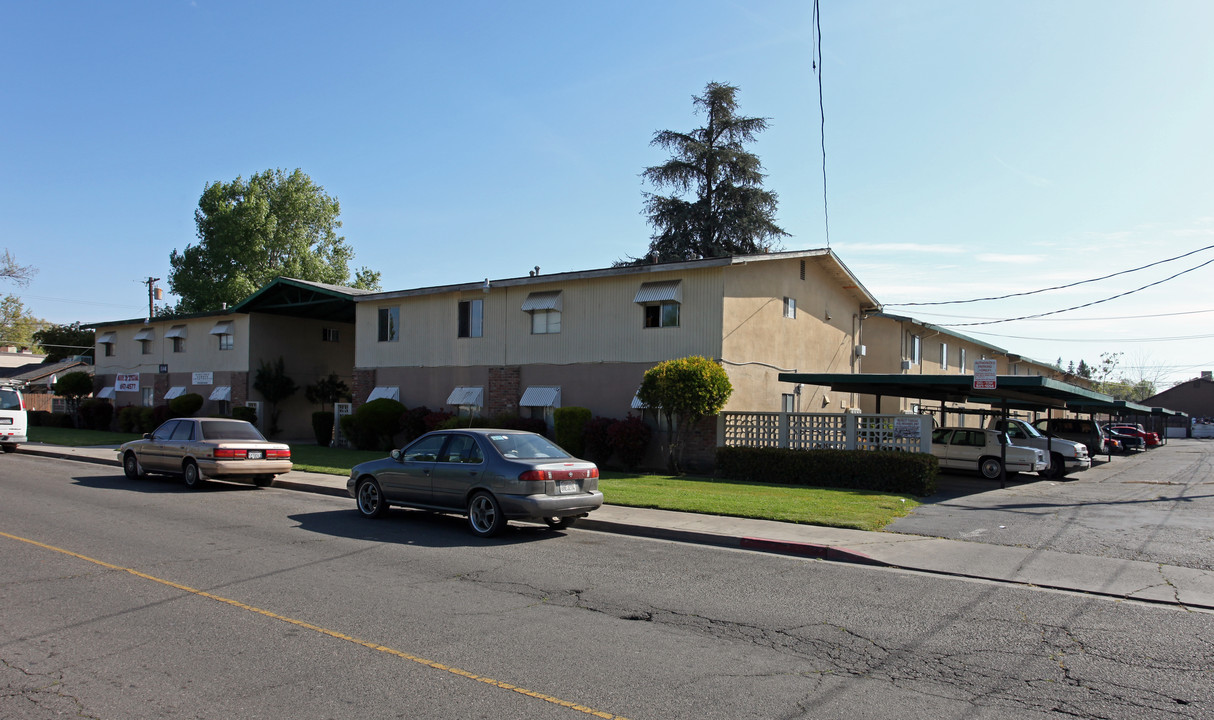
top-left (582, 416), bottom-right (615, 465)
top-left (79, 399), bottom-right (114, 431)
top-left (715, 447), bottom-right (938, 496)
top-left (423, 410), bottom-right (454, 432)
top-left (30, 410), bottom-right (52, 427)
top-left (117, 406), bottom-right (141, 433)
top-left (312, 411), bottom-right (335, 446)
top-left (152, 404), bottom-right (172, 428)
top-left (51, 412), bottom-right (75, 428)
top-left (344, 398), bottom-right (406, 451)
top-left (554, 406), bottom-right (591, 456)
top-left (138, 407), bottom-right (156, 434)
top-left (608, 414), bottom-right (652, 471)
top-left (169, 392), bottom-right (204, 417)
top-left (401, 405), bottom-right (431, 444)
top-left (233, 406), bottom-right (258, 425)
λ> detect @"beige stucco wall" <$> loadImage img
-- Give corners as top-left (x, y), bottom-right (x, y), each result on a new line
top-left (355, 267), bottom-right (725, 369)
top-left (719, 256), bottom-right (865, 413)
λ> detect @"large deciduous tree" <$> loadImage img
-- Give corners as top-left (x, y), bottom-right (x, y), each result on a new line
top-left (632, 82), bottom-right (788, 264)
top-left (0, 295), bottom-right (42, 351)
top-left (168, 168), bottom-right (381, 313)
top-left (33, 323), bottom-right (94, 363)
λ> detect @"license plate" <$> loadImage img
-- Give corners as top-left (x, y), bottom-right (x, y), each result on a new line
top-left (0, 418), bottom-right (11, 425)
top-left (558, 480), bottom-right (578, 494)
top-left (247, 450), bottom-right (264, 460)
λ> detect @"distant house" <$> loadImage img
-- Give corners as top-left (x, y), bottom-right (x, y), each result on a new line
top-left (1143, 375), bottom-right (1214, 428)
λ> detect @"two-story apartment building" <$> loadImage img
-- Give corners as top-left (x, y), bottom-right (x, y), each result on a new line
top-left (352, 249), bottom-right (881, 423)
top-left (90, 279), bottom-right (366, 440)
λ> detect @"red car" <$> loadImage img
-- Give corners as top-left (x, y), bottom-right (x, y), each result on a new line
top-left (1107, 424), bottom-right (1160, 448)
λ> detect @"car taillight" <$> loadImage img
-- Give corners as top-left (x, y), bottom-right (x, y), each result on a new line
top-left (267, 449), bottom-right (291, 460)
top-left (214, 448), bottom-right (248, 459)
top-left (519, 467), bottom-right (598, 481)
top-left (519, 470), bottom-right (547, 482)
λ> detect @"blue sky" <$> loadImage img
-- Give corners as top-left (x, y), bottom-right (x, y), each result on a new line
top-left (3, 1), bottom-right (1213, 387)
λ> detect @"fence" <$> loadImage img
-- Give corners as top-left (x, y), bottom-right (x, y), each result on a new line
top-left (720, 411), bottom-right (932, 453)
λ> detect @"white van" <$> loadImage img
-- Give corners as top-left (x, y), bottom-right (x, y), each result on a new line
top-left (0, 386), bottom-right (28, 452)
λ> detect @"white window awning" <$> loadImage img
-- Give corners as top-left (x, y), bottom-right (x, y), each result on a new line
top-left (634, 280), bottom-right (682, 304)
top-left (210, 321), bottom-right (234, 336)
top-left (97, 332), bottom-right (117, 344)
top-left (521, 291), bottom-right (562, 312)
top-left (446, 386), bottom-right (484, 407)
top-left (631, 393), bottom-right (648, 409)
top-left (97, 387), bottom-right (116, 399)
top-left (209, 386), bottom-right (231, 401)
top-left (519, 386), bottom-right (561, 408)
top-left (164, 386), bottom-right (187, 399)
top-left (133, 328), bottom-right (155, 341)
top-left (367, 386), bottom-right (400, 402)
top-left (165, 325), bottom-right (187, 339)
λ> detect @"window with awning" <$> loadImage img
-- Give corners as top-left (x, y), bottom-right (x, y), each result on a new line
top-left (165, 386), bottom-right (186, 399)
top-left (367, 386), bottom-right (400, 402)
top-left (209, 386), bottom-right (231, 401)
top-left (446, 386), bottom-right (484, 407)
top-left (519, 386), bottom-right (561, 408)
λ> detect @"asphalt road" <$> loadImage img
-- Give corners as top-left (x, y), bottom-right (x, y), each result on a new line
top-left (2, 453), bottom-right (1212, 719)
top-left (888, 439), bottom-right (1214, 571)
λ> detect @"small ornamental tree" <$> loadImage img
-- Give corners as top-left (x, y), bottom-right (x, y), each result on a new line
top-left (637, 356), bottom-right (732, 473)
top-left (253, 357), bottom-right (298, 438)
top-left (53, 371), bottom-right (94, 423)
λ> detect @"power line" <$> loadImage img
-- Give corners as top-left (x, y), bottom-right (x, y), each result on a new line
top-left (910, 307), bottom-right (1214, 322)
top-left (959, 329), bottom-right (1214, 343)
top-left (812, 0), bottom-right (829, 247)
top-left (885, 243), bottom-right (1214, 307)
top-left (940, 256), bottom-right (1214, 327)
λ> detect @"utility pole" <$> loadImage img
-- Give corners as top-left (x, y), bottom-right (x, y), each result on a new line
top-left (144, 277), bottom-right (161, 320)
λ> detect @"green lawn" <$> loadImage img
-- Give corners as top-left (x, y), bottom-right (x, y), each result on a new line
top-left (599, 473), bottom-right (919, 531)
top-left (27, 427), bottom-right (919, 531)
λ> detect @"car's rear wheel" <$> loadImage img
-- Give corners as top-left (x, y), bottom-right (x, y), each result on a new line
top-left (544, 516), bottom-right (575, 530)
top-left (253, 475), bottom-right (274, 487)
top-left (182, 460), bottom-right (205, 489)
top-left (123, 452), bottom-right (146, 479)
top-left (356, 477), bottom-right (387, 518)
top-left (0, 443), bottom-right (17, 453)
top-left (979, 456), bottom-right (1003, 480)
top-left (467, 491), bottom-right (505, 537)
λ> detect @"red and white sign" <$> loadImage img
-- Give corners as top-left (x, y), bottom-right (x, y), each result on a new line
top-left (115, 374), bottom-right (140, 392)
top-left (973, 359), bottom-right (998, 390)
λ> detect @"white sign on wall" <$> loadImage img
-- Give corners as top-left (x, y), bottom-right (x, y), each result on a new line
top-left (115, 374), bottom-right (140, 392)
top-left (894, 416), bottom-right (922, 439)
top-left (192, 371), bottom-right (214, 385)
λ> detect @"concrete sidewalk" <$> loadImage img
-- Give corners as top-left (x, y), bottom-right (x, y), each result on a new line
top-left (20, 442), bottom-right (1214, 612)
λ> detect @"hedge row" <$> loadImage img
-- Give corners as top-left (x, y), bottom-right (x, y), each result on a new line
top-left (715, 446), bottom-right (938, 496)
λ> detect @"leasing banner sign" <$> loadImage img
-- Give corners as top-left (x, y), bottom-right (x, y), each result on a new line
top-left (115, 374), bottom-right (140, 392)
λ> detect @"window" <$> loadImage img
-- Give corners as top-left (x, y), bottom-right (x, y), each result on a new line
top-left (530, 309), bottom-right (560, 334)
top-left (940, 342), bottom-right (948, 370)
top-left (134, 327), bottom-right (154, 355)
top-left (171, 337), bottom-right (185, 353)
top-left (98, 331), bottom-right (117, 357)
top-left (210, 321), bottom-right (234, 351)
top-left (783, 297), bottom-right (797, 319)
top-left (522, 291), bottom-right (562, 334)
top-left (644, 302), bottom-right (680, 328)
top-left (911, 334), bottom-right (922, 365)
top-left (378, 307), bottom-right (399, 342)
top-left (458, 299), bottom-right (483, 338)
top-left (141, 387), bottom-right (154, 407)
top-left (165, 325), bottom-right (187, 353)
top-left (103, 343), bottom-right (114, 357)
top-left (322, 328), bottom-right (340, 343)
top-left (218, 333), bottom-right (233, 351)
top-left (959, 348), bottom-right (967, 373)
top-left (781, 393), bottom-right (796, 413)
top-left (140, 340), bottom-right (152, 355)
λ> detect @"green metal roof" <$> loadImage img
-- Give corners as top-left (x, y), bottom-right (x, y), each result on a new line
top-left (230, 277), bottom-right (371, 323)
top-left (777, 372), bottom-right (1119, 411)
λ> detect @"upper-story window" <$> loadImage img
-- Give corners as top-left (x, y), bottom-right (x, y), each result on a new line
top-left (959, 348), bottom-right (967, 374)
top-left (635, 280), bottom-right (682, 329)
top-left (940, 342), bottom-right (948, 370)
top-left (458, 299), bottom-right (483, 338)
top-left (378, 307), bottom-right (399, 342)
top-left (211, 321), bottom-right (234, 351)
top-left (783, 297), bottom-right (797, 319)
top-left (97, 331), bottom-right (116, 357)
top-left (134, 327), bottom-right (154, 355)
top-left (522, 291), bottom-right (562, 335)
top-left (910, 334), bottom-right (922, 365)
top-left (166, 325), bottom-right (186, 353)
top-left (322, 327), bottom-right (341, 343)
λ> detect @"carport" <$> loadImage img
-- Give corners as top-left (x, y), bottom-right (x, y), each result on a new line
top-left (775, 373), bottom-right (1125, 488)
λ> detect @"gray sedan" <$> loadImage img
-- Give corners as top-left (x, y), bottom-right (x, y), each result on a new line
top-left (347, 429), bottom-right (603, 537)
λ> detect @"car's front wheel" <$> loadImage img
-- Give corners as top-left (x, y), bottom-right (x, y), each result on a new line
top-left (356, 477), bottom-right (387, 518)
top-left (182, 460), bottom-right (205, 489)
top-left (979, 456), bottom-right (1003, 480)
top-left (123, 452), bottom-right (146, 479)
top-left (467, 491), bottom-right (505, 537)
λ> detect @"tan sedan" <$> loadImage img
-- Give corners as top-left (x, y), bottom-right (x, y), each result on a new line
top-left (119, 418), bottom-right (292, 489)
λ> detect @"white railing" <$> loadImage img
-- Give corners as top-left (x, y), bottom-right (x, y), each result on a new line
top-left (720, 412), bottom-right (932, 453)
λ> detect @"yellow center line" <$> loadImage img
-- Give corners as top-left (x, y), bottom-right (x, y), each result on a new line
top-left (0, 530), bottom-right (630, 720)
